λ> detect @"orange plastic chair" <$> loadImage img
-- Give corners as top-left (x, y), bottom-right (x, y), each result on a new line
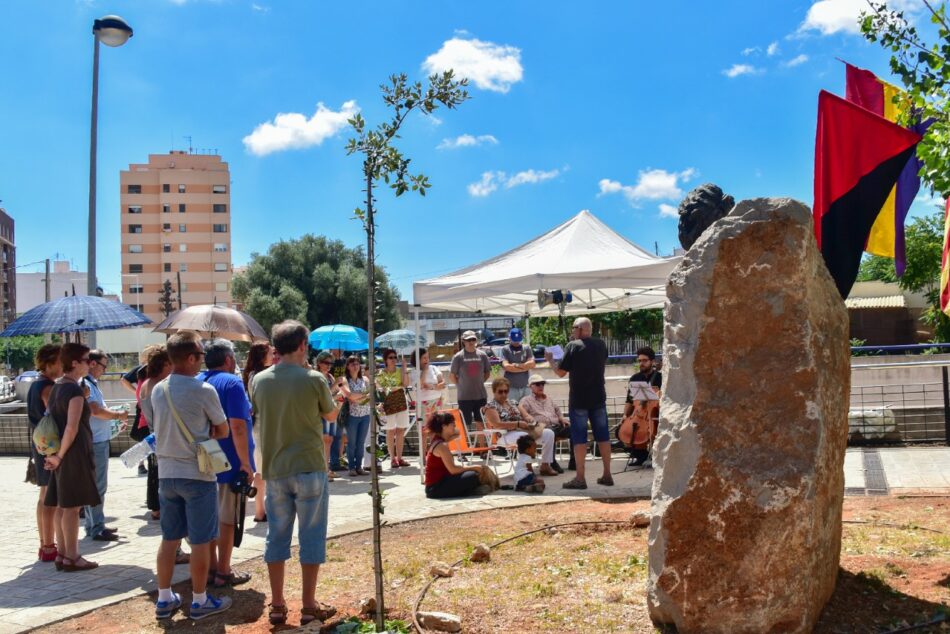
top-left (442, 409), bottom-right (492, 462)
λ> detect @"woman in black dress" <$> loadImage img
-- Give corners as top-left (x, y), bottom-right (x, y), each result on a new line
top-left (27, 344), bottom-right (62, 562)
top-left (43, 343), bottom-right (101, 572)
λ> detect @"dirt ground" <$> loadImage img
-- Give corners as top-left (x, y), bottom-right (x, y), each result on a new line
top-left (34, 496), bottom-right (950, 633)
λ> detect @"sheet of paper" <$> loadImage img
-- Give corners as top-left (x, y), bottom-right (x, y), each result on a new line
top-left (547, 344), bottom-right (565, 360)
top-left (628, 381), bottom-right (659, 401)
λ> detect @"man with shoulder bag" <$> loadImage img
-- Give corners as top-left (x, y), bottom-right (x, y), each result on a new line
top-left (143, 332), bottom-right (233, 621)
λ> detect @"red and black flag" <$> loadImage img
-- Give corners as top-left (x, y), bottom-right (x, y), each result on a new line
top-left (814, 90), bottom-right (922, 298)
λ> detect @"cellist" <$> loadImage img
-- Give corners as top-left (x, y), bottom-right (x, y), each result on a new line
top-left (623, 346), bottom-right (662, 468)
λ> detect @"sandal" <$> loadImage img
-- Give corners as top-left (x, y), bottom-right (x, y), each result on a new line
top-left (300, 602), bottom-right (337, 625)
top-left (268, 603), bottom-right (288, 625)
top-left (62, 556), bottom-right (99, 572)
top-left (254, 514), bottom-right (267, 523)
top-left (55, 551), bottom-right (64, 571)
top-left (397, 458), bottom-right (411, 468)
top-left (597, 476), bottom-right (615, 487)
top-left (214, 570), bottom-right (251, 587)
top-left (39, 544), bottom-right (58, 562)
top-left (175, 549), bottom-right (191, 565)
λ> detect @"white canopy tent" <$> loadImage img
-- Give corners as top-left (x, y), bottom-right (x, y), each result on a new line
top-left (412, 209), bottom-right (681, 316)
top-left (406, 209), bottom-right (681, 473)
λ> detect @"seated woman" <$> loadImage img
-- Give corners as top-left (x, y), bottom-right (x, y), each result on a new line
top-left (483, 377), bottom-right (557, 476)
top-left (425, 412), bottom-right (490, 499)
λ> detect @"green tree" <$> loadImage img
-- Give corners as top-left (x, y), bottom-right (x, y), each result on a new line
top-left (158, 279), bottom-right (177, 318)
top-left (0, 335), bottom-right (48, 372)
top-left (857, 210), bottom-right (950, 341)
top-left (231, 235), bottom-right (401, 336)
top-left (521, 309), bottom-right (665, 347)
top-left (862, 1), bottom-right (950, 196)
top-left (346, 71), bottom-right (468, 630)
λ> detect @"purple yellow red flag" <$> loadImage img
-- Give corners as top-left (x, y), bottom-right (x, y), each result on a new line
top-left (845, 63), bottom-right (925, 277)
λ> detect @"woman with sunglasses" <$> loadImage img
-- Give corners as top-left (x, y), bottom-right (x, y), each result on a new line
top-left (243, 341), bottom-right (274, 521)
top-left (483, 377), bottom-right (558, 476)
top-left (338, 356), bottom-right (371, 476)
top-left (410, 348), bottom-right (444, 457)
top-left (43, 344), bottom-right (101, 571)
top-left (377, 349), bottom-right (411, 469)
top-left (315, 351), bottom-right (341, 480)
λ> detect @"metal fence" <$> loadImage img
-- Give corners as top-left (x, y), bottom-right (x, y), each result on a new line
top-left (3, 359), bottom-right (949, 457)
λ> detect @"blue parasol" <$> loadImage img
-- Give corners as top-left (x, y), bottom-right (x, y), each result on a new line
top-left (0, 295), bottom-right (152, 337)
top-left (309, 324), bottom-right (369, 351)
top-left (374, 328), bottom-right (427, 355)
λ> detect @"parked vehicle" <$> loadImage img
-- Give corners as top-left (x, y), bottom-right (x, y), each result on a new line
top-left (479, 337), bottom-right (546, 360)
top-left (0, 376), bottom-right (16, 402)
top-left (14, 370), bottom-right (39, 402)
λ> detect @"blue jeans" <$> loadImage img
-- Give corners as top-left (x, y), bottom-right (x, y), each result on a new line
top-left (329, 418), bottom-right (346, 470)
top-left (265, 471), bottom-right (329, 565)
top-left (345, 415), bottom-right (370, 470)
top-left (158, 478), bottom-right (219, 544)
top-left (569, 406), bottom-right (610, 444)
top-left (84, 440), bottom-right (110, 537)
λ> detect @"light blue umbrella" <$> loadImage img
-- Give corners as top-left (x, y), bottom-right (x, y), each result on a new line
top-left (374, 329), bottom-right (427, 355)
top-left (309, 324), bottom-right (369, 351)
top-left (0, 295), bottom-right (151, 336)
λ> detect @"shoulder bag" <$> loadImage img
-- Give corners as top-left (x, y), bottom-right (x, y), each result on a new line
top-left (162, 382), bottom-right (231, 475)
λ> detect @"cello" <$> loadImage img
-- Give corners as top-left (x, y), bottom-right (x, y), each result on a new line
top-left (617, 384), bottom-right (660, 452)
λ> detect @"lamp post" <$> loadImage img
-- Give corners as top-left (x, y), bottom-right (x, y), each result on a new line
top-left (88, 15), bottom-right (133, 346)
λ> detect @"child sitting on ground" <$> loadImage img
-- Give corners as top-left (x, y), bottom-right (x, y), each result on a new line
top-left (514, 435), bottom-right (545, 493)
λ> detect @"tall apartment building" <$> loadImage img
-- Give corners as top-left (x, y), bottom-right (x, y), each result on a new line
top-left (0, 208), bottom-right (15, 330)
top-left (120, 152), bottom-right (232, 323)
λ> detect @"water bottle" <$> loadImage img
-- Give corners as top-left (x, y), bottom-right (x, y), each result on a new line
top-left (120, 433), bottom-right (155, 469)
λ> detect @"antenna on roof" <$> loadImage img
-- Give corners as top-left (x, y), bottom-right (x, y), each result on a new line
top-left (185, 135), bottom-right (193, 154)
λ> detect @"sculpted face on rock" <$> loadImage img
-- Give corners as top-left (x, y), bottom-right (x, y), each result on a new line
top-left (648, 198), bottom-right (850, 634)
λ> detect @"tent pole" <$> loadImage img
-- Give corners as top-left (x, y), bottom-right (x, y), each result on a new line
top-left (524, 305), bottom-right (530, 347)
top-left (414, 307), bottom-right (424, 476)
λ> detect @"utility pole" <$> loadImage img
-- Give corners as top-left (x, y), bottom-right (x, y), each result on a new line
top-left (176, 271), bottom-right (183, 310)
top-left (44, 259), bottom-right (51, 343)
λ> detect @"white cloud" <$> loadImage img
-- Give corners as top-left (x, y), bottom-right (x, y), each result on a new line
top-left (251, 3), bottom-right (270, 12)
top-left (658, 203), bottom-right (679, 219)
top-left (798, 0), bottom-right (921, 35)
top-left (437, 134), bottom-right (499, 150)
top-left (467, 167), bottom-right (562, 197)
top-left (722, 63), bottom-right (762, 78)
top-left (422, 36), bottom-right (523, 93)
top-left (598, 168), bottom-right (696, 206)
top-left (767, 41), bottom-right (780, 56)
top-left (785, 54), bottom-right (809, 67)
top-left (741, 46), bottom-right (760, 56)
top-left (243, 100), bottom-right (358, 156)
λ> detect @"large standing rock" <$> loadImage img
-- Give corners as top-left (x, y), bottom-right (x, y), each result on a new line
top-left (648, 198), bottom-right (850, 633)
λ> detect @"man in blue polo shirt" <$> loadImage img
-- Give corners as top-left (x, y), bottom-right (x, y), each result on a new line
top-left (198, 339), bottom-right (254, 588)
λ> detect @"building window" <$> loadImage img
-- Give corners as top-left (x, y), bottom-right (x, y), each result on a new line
top-left (163, 184), bottom-right (170, 193)
top-left (213, 224), bottom-right (227, 233)
top-left (162, 204), bottom-right (170, 213)
top-left (128, 244), bottom-right (143, 253)
top-left (214, 262), bottom-right (228, 272)
top-left (129, 264), bottom-right (143, 274)
top-left (129, 284), bottom-right (144, 294)
top-left (179, 224), bottom-right (187, 232)
top-left (129, 303), bottom-right (144, 312)
top-left (180, 263), bottom-right (188, 272)
top-left (214, 243), bottom-right (227, 253)
top-left (163, 223), bottom-right (171, 232)
top-left (163, 243), bottom-right (171, 253)
top-left (128, 206), bottom-right (142, 214)
top-left (127, 184), bottom-right (141, 194)
top-left (128, 224), bottom-right (143, 234)
top-left (181, 284), bottom-right (188, 292)
top-left (215, 282), bottom-right (228, 292)
top-left (213, 204), bottom-right (227, 213)
top-left (179, 203), bottom-right (186, 213)
top-left (213, 184), bottom-right (227, 194)
top-left (164, 263), bottom-right (171, 272)
top-left (179, 244), bottom-right (187, 252)
top-left (178, 184), bottom-right (186, 193)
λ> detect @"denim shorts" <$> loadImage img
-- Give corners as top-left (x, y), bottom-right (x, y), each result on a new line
top-left (515, 472), bottom-right (536, 490)
top-left (264, 471), bottom-right (329, 565)
top-left (158, 478), bottom-right (218, 545)
top-left (569, 406), bottom-right (610, 444)
top-left (322, 419), bottom-right (337, 437)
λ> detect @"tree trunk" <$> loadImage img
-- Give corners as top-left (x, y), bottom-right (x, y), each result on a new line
top-left (365, 167), bottom-right (386, 631)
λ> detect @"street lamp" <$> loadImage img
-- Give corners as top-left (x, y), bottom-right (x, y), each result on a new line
top-left (88, 15), bottom-right (133, 345)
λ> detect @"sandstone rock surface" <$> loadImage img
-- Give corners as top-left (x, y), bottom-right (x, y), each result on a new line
top-left (470, 544), bottom-right (491, 563)
top-left (416, 611), bottom-right (462, 632)
top-left (429, 562), bottom-right (454, 577)
top-left (629, 511), bottom-right (651, 528)
top-left (648, 198), bottom-right (850, 634)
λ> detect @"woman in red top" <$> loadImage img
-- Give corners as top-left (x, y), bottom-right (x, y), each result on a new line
top-left (424, 413), bottom-right (489, 499)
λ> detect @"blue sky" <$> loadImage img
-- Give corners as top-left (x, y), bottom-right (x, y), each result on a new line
top-left (0, 0), bottom-right (940, 301)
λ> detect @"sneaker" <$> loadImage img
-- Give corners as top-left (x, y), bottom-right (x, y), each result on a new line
top-left (155, 593), bottom-right (181, 620)
top-left (562, 478), bottom-right (587, 490)
top-left (189, 595), bottom-right (232, 621)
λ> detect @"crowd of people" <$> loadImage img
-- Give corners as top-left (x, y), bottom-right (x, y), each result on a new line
top-left (24, 315), bottom-right (655, 624)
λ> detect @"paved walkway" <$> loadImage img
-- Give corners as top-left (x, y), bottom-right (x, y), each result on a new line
top-left (0, 446), bottom-right (947, 633)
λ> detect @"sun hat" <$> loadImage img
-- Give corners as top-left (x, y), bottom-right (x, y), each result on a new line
top-left (528, 374), bottom-right (546, 385)
top-left (461, 330), bottom-right (478, 341)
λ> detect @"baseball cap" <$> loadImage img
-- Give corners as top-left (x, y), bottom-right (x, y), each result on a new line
top-left (461, 330), bottom-right (478, 341)
top-left (528, 374), bottom-right (546, 385)
top-left (509, 327), bottom-right (523, 343)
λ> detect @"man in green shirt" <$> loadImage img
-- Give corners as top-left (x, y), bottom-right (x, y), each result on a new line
top-left (251, 320), bottom-right (338, 625)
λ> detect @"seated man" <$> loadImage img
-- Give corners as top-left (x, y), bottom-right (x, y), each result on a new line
top-left (623, 346), bottom-right (662, 468)
top-left (518, 374), bottom-right (568, 473)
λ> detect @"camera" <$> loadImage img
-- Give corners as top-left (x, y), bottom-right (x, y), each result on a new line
top-left (229, 471), bottom-right (257, 499)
